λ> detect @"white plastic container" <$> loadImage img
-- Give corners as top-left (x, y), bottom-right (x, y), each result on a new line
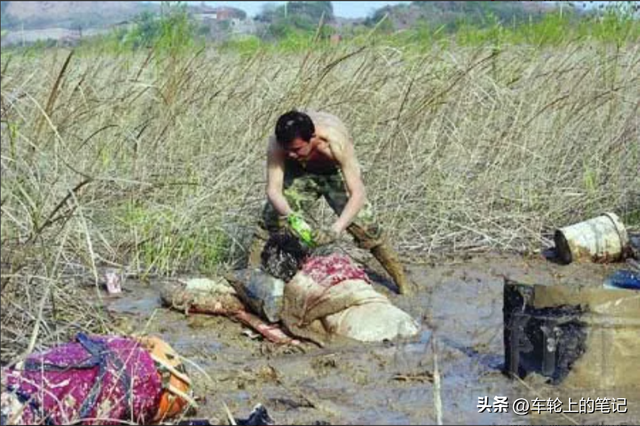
top-left (554, 212), bottom-right (629, 264)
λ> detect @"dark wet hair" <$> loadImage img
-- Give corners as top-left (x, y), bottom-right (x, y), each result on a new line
top-left (275, 110), bottom-right (315, 148)
top-left (261, 231), bottom-right (310, 282)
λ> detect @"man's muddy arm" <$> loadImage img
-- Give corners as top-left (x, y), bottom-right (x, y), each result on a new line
top-left (332, 143), bottom-right (366, 234)
top-left (266, 142), bottom-right (293, 217)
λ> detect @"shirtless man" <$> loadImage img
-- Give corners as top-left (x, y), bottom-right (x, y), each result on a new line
top-left (248, 109), bottom-right (411, 295)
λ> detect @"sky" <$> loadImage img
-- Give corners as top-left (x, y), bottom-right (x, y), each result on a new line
top-left (180, 1), bottom-right (411, 19)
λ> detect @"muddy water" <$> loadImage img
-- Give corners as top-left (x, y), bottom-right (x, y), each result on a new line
top-left (103, 253), bottom-right (639, 425)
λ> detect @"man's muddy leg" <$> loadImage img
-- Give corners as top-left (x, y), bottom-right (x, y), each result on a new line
top-left (322, 173), bottom-right (412, 295)
top-left (348, 223), bottom-right (412, 295)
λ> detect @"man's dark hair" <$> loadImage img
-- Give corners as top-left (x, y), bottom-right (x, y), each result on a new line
top-left (275, 110), bottom-right (315, 148)
top-left (261, 230), bottom-right (310, 282)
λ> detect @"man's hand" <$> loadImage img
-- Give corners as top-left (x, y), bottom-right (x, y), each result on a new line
top-left (312, 228), bottom-right (340, 246)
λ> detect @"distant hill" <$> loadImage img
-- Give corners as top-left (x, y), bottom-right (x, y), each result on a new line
top-left (364, 1), bottom-right (560, 31)
top-left (1, 1), bottom-right (611, 48)
top-left (0, 1), bottom-right (156, 29)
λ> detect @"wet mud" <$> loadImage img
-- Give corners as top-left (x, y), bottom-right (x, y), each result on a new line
top-left (100, 252), bottom-right (639, 425)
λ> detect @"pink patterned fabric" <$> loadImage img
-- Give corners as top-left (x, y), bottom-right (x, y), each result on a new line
top-left (2, 334), bottom-right (162, 425)
top-left (301, 253), bottom-right (371, 287)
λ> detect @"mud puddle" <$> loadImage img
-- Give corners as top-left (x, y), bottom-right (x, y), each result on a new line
top-left (101, 253), bottom-right (639, 425)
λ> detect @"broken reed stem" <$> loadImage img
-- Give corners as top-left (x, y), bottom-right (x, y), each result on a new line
top-left (432, 335), bottom-right (444, 426)
top-left (14, 279), bottom-right (52, 366)
top-left (223, 402), bottom-right (237, 426)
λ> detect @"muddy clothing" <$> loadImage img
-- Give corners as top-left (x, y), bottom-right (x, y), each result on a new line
top-left (259, 165), bottom-right (383, 250)
top-left (1, 334), bottom-right (163, 425)
top-left (281, 253), bottom-right (419, 346)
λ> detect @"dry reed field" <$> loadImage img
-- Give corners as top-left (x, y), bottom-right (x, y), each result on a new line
top-left (1, 40), bottom-right (639, 364)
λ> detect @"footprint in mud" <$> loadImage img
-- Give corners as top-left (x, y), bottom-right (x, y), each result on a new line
top-left (310, 355), bottom-right (339, 377)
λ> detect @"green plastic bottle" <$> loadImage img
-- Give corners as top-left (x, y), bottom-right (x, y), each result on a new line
top-left (288, 213), bottom-right (316, 248)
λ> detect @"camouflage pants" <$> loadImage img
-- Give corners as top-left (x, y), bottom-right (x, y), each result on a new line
top-left (259, 169), bottom-right (384, 250)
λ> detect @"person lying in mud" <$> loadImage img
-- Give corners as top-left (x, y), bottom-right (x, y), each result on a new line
top-left (248, 109), bottom-right (412, 295)
top-left (160, 231), bottom-right (419, 346)
top-left (258, 231), bottom-right (420, 346)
